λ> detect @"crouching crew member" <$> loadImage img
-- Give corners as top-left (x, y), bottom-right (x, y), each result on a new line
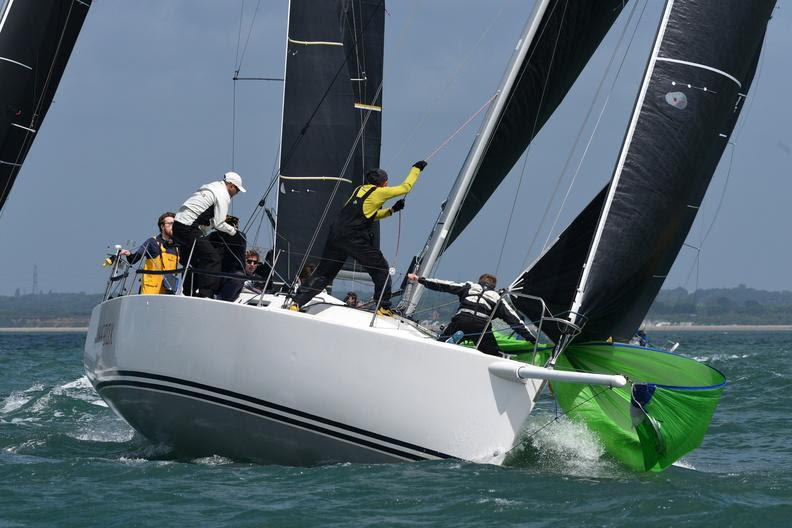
top-left (291, 161), bottom-right (427, 315)
top-left (406, 272), bottom-right (535, 356)
top-left (172, 171), bottom-right (245, 298)
top-left (121, 212), bottom-right (180, 294)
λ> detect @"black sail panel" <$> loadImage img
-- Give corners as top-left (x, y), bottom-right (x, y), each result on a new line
top-left (0, 0), bottom-right (92, 212)
top-left (275, 0), bottom-right (384, 281)
top-left (445, 0), bottom-right (626, 248)
top-left (510, 185), bottom-right (608, 342)
top-left (574, 0), bottom-right (776, 342)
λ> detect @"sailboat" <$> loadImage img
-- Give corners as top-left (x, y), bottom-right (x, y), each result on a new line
top-left (0, 0), bottom-right (92, 212)
top-left (84, 0), bottom-right (775, 470)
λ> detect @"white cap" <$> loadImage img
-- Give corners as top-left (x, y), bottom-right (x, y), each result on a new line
top-left (224, 171), bottom-right (246, 193)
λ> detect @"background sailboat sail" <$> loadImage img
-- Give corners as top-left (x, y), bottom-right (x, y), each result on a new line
top-left (514, 0), bottom-right (776, 343)
top-left (275, 0), bottom-right (384, 282)
top-left (0, 0), bottom-right (92, 213)
top-left (402, 0), bottom-right (626, 312)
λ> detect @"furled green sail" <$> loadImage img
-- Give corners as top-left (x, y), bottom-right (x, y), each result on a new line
top-left (494, 335), bottom-right (726, 472)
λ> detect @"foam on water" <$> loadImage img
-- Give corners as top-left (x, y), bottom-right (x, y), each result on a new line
top-left (0, 383), bottom-right (44, 414)
top-left (68, 425), bottom-right (135, 443)
top-left (511, 414), bottom-right (624, 477)
top-left (672, 458), bottom-right (697, 471)
top-left (192, 455), bottom-right (234, 466)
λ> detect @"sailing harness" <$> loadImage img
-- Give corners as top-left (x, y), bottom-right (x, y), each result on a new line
top-left (334, 185), bottom-right (378, 235)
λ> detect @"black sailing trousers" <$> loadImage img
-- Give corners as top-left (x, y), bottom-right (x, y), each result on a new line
top-left (172, 221), bottom-right (221, 298)
top-left (293, 229), bottom-right (392, 309)
top-left (440, 312), bottom-right (500, 356)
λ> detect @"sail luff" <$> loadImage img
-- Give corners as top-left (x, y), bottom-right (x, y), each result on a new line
top-left (400, 0), bottom-right (553, 315)
top-left (271, 0), bottom-right (293, 257)
top-left (569, 0), bottom-right (676, 327)
top-left (561, 0), bottom-right (777, 342)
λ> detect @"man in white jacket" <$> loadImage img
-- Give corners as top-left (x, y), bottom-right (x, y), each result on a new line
top-left (173, 171), bottom-right (246, 298)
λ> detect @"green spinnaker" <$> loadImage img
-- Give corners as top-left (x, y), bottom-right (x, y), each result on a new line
top-left (494, 334), bottom-right (725, 472)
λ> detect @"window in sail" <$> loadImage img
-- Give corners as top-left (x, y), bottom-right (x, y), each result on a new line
top-left (665, 91), bottom-right (687, 110)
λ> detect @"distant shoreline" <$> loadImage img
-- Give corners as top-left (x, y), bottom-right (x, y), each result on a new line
top-left (644, 324), bottom-right (792, 332)
top-left (2, 324), bottom-right (792, 334)
top-left (0, 327), bottom-right (88, 333)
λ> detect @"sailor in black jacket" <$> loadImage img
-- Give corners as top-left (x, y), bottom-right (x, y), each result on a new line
top-left (406, 272), bottom-right (534, 356)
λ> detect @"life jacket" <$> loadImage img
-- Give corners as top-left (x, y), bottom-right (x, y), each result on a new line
top-left (141, 239), bottom-right (180, 294)
top-left (456, 283), bottom-right (502, 319)
top-left (332, 185), bottom-right (378, 236)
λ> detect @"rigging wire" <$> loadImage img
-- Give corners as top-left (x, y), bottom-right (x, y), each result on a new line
top-left (493, 0), bottom-right (573, 275)
top-left (676, 26), bottom-right (770, 306)
top-left (392, 1), bottom-right (508, 162)
top-left (513, 0), bottom-right (647, 272)
top-left (252, 0), bottom-right (385, 214)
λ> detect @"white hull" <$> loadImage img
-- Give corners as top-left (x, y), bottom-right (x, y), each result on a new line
top-left (84, 293), bottom-right (544, 465)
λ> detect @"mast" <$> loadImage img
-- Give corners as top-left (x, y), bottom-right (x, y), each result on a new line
top-left (400, 0), bottom-right (552, 315)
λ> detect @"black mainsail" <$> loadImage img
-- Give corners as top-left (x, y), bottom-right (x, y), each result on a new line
top-left (275, 0), bottom-right (385, 282)
top-left (0, 0), bottom-right (92, 213)
top-left (512, 0), bottom-right (777, 343)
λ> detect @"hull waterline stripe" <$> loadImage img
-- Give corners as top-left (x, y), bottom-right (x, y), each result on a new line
top-left (97, 380), bottom-right (429, 461)
top-left (96, 371), bottom-right (453, 460)
top-left (655, 57), bottom-right (741, 88)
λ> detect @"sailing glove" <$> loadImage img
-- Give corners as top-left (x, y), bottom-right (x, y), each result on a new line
top-left (412, 160), bottom-right (427, 171)
top-left (392, 199), bottom-right (406, 212)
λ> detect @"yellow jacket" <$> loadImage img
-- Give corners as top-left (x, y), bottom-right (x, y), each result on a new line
top-left (351, 166), bottom-right (421, 220)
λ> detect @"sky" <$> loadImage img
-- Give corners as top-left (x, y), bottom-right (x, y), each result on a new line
top-left (0, 0), bottom-right (790, 296)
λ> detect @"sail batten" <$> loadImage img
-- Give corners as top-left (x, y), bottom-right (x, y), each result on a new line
top-left (274, 0), bottom-right (385, 282)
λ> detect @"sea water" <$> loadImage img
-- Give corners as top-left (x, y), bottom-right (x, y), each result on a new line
top-left (1, 331), bottom-right (790, 526)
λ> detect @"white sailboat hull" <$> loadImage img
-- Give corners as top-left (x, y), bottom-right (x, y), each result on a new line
top-left (84, 294), bottom-right (543, 465)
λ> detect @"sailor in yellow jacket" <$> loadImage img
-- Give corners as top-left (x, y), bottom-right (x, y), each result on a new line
top-left (121, 212), bottom-right (180, 294)
top-left (291, 160), bottom-right (427, 314)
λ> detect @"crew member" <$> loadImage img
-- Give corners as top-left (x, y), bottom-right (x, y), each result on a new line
top-left (406, 272), bottom-right (535, 356)
top-left (290, 161), bottom-right (427, 315)
top-left (121, 212), bottom-right (179, 294)
top-left (172, 171), bottom-right (245, 298)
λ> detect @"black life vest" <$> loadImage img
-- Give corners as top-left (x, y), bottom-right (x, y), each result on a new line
top-left (194, 205), bottom-right (215, 227)
top-left (332, 185), bottom-right (377, 235)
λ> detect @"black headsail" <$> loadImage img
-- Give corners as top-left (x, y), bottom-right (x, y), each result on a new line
top-left (274, 0), bottom-right (384, 282)
top-left (512, 0), bottom-right (777, 343)
top-left (445, 0), bottom-right (628, 248)
top-left (0, 0), bottom-right (92, 213)
top-left (401, 0), bottom-right (627, 314)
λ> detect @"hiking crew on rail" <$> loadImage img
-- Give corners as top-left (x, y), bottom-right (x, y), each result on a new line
top-left (290, 161), bottom-right (428, 315)
top-left (406, 272), bottom-right (535, 356)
